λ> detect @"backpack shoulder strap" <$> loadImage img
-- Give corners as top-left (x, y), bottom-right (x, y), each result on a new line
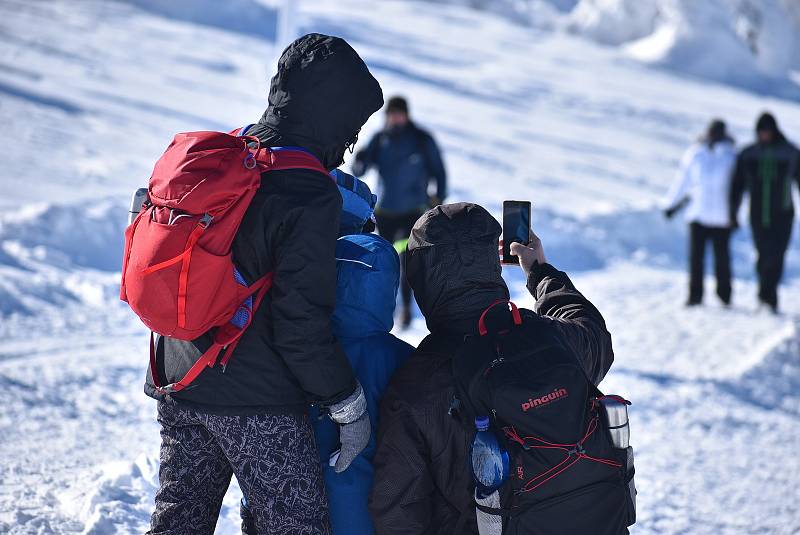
top-left (256, 147), bottom-right (331, 179)
top-left (228, 124), bottom-right (256, 136)
top-left (227, 127), bottom-right (330, 179)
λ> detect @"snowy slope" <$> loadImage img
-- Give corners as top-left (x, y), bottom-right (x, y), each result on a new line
top-left (1, 0), bottom-right (799, 533)
top-left (567, 0), bottom-right (800, 89)
top-left (423, 0), bottom-right (800, 97)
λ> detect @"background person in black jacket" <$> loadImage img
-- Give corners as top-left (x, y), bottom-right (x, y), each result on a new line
top-left (730, 112), bottom-right (800, 313)
top-left (368, 203), bottom-right (614, 535)
top-left (352, 96), bottom-right (447, 328)
top-left (146, 34), bottom-right (383, 535)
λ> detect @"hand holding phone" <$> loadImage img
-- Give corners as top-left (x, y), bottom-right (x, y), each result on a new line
top-left (510, 231), bottom-right (547, 276)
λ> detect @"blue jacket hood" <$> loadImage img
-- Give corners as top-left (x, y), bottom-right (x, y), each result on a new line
top-left (332, 168), bottom-right (377, 236)
top-left (333, 234), bottom-right (399, 336)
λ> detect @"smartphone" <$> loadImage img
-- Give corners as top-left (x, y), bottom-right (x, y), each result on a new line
top-left (502, 200), bottom-right (531, 264)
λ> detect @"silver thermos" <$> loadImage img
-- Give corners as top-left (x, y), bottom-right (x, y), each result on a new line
top-left (599, 396), bottom-right (630, 449)
top-left (128, 188), bottom-right (149, 225)
top-left (601, 396), bottom-right (637, 522)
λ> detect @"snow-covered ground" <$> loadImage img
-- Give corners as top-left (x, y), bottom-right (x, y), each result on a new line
top-left (1, 0), bottom-right (799, 533)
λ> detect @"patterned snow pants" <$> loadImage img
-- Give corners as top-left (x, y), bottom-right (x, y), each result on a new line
top-left (147, 401), bottom-right (331, 535)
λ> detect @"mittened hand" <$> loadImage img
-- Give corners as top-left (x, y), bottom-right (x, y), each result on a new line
top-left (509, 230), bottom-right (547, 277)
top-left (328, 382), bottom-right (370, 473)
top-left (332, 411), bottom-right (371, 473)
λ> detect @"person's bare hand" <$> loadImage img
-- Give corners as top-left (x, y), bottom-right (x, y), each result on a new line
top-left (509, 231), bottom-right (546, 277)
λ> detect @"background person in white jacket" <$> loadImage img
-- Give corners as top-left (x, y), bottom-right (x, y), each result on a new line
top-left (665, 119), bottom-right (737, 306)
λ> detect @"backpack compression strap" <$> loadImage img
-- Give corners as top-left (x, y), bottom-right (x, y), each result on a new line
top-left (472, 415), bottom-right (625, 520)
top-left (503, 410), bottom-right (623, 498)
top-left (149, 272), bottom-right (274, 395)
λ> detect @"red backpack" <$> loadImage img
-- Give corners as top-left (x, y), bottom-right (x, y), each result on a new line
top-left (120, 129), bottom-right (330, 394)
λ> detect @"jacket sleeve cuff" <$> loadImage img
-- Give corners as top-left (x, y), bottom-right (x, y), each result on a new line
top-left (526, 262), bottom-right (561, 296)
top-left (317, 377), bottom-right (359, 409)
top-left (329, 382), bottom-right (366, 424)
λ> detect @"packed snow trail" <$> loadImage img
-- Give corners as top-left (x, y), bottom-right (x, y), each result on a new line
top-left (1, 0), bottom-right (799, 533)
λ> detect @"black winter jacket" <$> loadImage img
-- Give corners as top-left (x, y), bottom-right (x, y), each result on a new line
top-left (370, 261), bottom-right (614, 532)
top-left (730, 138), bottom-right (800, 230)
top-left (144, 34), bottom-right (384, 413)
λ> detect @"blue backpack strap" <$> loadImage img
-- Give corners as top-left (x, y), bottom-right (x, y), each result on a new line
top-left (230, 268), bottom-right (253, 329)
top-left (238, 124), bottom-right (255, 136)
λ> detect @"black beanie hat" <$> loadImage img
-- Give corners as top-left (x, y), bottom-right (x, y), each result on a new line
top-left (756, 112), bottom-right (778, 133)
top-left (386, 95), bottom-right (409, 115)
top-left (755, 112), bottom-right (785, 143)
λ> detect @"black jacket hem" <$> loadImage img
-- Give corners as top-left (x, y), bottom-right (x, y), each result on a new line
top-left (145, 387), bottom-right (308, 416)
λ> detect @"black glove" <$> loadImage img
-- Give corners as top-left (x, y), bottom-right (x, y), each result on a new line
top-left (328, 382), bottom-right (370, 473)
top-left (664, 198), bottom-right (689, 220)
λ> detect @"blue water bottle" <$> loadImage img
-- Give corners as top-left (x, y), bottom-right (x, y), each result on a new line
top-left (470, 416), bottom-right (510, 498)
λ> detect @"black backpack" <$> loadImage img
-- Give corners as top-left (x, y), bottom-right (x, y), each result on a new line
top-left (451, 301), bottom-right (636, 535)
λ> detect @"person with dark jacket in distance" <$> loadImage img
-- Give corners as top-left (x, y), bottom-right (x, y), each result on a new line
top-left (368, 203), bottom-right (615, 535)
top-left (352, 96), bottom-right (447, 328)
top-left (146, 34), bottom-right (384, 535)
top-left (664, 119), bottom-right (737, 306)
top-left (730, 112), bottom-right (800, 313)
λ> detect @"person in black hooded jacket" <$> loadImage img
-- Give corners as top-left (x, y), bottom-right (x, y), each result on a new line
top-left (146, 34), bottom-right (383, 535)
top-left (368, 203), bottom-right (615, 534)
top-left (730, 112), bottom-right (800, 312)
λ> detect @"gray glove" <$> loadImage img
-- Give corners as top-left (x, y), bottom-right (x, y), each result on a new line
top-left (328, 382), bottom-right (370, 473)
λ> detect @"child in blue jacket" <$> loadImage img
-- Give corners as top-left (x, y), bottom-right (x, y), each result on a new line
top-left (314, 232), bottom-right (414, 534)
top-left (242, 172), bottom-right (413, 535)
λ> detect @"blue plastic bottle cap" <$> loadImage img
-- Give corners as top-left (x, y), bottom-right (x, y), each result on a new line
top-left (475, 416), bottom-right (490, 431)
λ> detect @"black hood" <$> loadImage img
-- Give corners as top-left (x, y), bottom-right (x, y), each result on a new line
top-left (250, 33), bottom-right (384, 169)
top-left (755, 112), bottom-right (786, 144)
top-left (406, 203), bottom-right (509, 334)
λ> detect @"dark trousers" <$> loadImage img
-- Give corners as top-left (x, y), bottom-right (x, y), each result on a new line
top-left (688, 222), bottom-right (732, 304)
top-left (375, 210), bottom-right (423, 312)
top-left (752, 218), bottom-right (793, 309)
top-left (148, 401), bottom-right (330, 535)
